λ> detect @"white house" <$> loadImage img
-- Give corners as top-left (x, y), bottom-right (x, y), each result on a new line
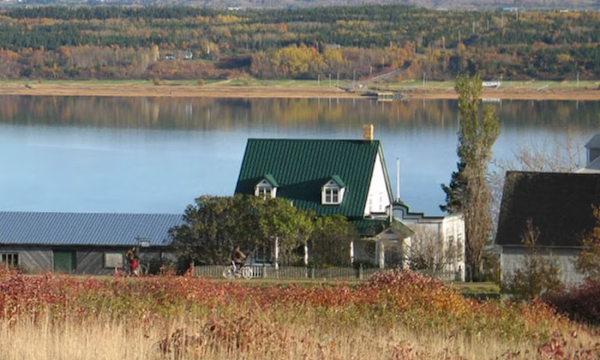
top-left (234, 125), bottom-right (413, 269)
top-left (394, 203), bottom-right (466, 281)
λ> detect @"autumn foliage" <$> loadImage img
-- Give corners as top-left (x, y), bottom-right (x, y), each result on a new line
top-left (0, 267), bottom-right (598, 359)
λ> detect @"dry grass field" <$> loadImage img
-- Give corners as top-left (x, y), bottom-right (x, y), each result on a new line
top-left (0, 269), bottom-right (598, 360)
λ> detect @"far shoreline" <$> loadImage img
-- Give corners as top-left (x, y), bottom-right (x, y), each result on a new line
top-left (1, 80), bottom-right (599, 101)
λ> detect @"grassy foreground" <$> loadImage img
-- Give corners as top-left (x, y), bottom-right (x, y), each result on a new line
top-left (0, 268), bottom-right (597, 360)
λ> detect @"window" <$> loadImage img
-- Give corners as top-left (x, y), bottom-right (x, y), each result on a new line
top-left (447, 235), bottom-right (454, 251)
top-left (254, 179), bottom-right (276, 199)
top-left (1, 253), bottom-right (19, 268)
top-left (325, 188), bottom-right (339, 203)
top-left (104, 252), bottom-right (123, 268)
top-left (257, 186), bottom-right (272, 198)
top-left (253, 247), bottom-right (271, 264)
top-left (322, 179), bottom-right (344, 205)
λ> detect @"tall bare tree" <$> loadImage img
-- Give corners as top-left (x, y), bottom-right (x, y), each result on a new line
top-left (441, 73), bottom-right (499, 281)
top-left (405, 224), bottom-right (463, 273)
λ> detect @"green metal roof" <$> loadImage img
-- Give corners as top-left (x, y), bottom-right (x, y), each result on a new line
top-left (235, 139), bottom-right (388, 218)
top-left (263, 174), bottom-right (279, 187)
top-left (330, 174), bottom-right (346, 187)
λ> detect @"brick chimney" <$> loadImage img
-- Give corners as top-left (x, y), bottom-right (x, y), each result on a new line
top-left (363, 124), bottom-right (374, 141)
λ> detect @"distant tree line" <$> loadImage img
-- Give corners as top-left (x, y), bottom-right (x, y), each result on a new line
top-left (0, 4), bottom-right (600, 80)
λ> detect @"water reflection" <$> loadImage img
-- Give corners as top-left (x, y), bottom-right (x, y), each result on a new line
top-left (1, 96), bottom-right (599, 216)
top-left (1, 96), bottom-right (598, 131)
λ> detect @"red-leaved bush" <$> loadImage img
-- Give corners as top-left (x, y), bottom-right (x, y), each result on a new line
top-left (545, 279), bottom-right (600, 324)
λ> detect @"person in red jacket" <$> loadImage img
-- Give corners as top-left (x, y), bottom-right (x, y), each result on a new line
top-left (126, 246), bottom-right (139, 276)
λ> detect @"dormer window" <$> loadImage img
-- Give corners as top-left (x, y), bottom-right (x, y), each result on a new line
top-left (255, 174), bottom-right (278, 199)
top-left (322, 175), bottom-right (345, 205)
top-left (325, 188), bottom-right (339, 203)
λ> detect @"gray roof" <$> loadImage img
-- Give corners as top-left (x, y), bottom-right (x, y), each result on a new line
top-left (0, 212), bottom-right (183, 246)
top-left (495, 171), bottom-right (600, 248)
top-left (577, 156), bottom-right (600, 174)
top-left (585, 134), bottom-right (600, 149)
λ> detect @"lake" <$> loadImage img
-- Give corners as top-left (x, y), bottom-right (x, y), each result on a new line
top-left (1, 96), bottom-right (598, 216)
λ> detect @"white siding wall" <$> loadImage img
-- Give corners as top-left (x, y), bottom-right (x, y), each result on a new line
top-left (442, 215), bottom-right (466, 275)
top-left (364, 153), bottom-right (391, 216)
top-left (393, 208), bottom-right (466, 280)
top-left (501, 246), bottom-right (585, 285)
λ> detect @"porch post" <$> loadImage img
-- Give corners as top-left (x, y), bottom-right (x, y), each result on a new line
top-left (350, 241), bottom-right (354, 264)
top-left (378, 241), bottom-right (385, 269)
top-left (304, 243), bottom-right (309, 266)
top-left (274, 236), bottom-right (279, 270)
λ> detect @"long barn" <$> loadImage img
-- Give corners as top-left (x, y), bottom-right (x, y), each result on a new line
top-left (0, 212), bottom-right (183, 274)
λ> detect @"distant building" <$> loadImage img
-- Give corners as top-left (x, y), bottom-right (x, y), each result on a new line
top-left (577, 134), bottom-right (600, 173)
top-left (393, 203), bottom-right (465, 281)
top-left (0, 212), bottom-right (182, 274)
top-left (496, 171), bottom-right (600, 285)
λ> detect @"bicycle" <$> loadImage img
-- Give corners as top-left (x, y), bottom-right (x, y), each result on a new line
top-left (222, 261), bottom-right (252, 279)
top-left (115, 259), bottom-right (149, 277)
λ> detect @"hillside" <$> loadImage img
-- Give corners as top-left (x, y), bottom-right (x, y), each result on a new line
top-left (1, 0), bottom-right (599, 10)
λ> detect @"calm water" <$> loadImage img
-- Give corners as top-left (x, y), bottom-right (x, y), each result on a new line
top-left (1, 96), bottom-right (598, 216)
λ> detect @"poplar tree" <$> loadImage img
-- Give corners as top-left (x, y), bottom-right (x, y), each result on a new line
top-left (441, 73), bottom-right (500, 280)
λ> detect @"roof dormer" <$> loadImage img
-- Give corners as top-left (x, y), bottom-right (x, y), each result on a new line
top-left (255, 174), bottom-right (278, 199)
top-left (322, 175), bottom-right (345, 205)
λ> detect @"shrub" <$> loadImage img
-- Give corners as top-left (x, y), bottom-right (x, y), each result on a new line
top-left (545, 279), bottom-right (600, 324)
top-left (197, 78), bottom-right (205, 86)
top-left (500, 220), bottom-right (563, 303)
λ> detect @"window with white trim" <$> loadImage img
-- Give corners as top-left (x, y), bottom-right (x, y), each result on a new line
top-left (104, 252), bottom-right (124, 268)
top-left (1, 253), bottom-right (19, 268)
top-left (322, 180), bottom-right (344, 205)
top-left (325, 188), bottom-right (339, 203)
top-left (255, 180), bottom-right (276, 199)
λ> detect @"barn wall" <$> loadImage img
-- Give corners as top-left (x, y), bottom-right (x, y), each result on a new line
top-left (501, 246), bottom-right (585, 285)
top-left (0, 245), bottom-right (174, 275)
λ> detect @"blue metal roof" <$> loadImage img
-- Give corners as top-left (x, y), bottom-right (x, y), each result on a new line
top-left (0, 212), bottom-right (184, 246)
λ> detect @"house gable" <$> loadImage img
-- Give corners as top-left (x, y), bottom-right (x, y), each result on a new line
top-left (364, 152), bottom-right (393, 216)
top-left (495, 171), bottom-right (600, 248)
top-left (235, 139), bottom-right (390, 218)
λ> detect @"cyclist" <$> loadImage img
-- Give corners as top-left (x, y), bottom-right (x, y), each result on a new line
top-left (231, 245), bottom-right (246, 272)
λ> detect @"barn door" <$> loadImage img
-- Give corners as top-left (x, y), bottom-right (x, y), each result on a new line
top-left (53, 250), bottom-right (75, 273)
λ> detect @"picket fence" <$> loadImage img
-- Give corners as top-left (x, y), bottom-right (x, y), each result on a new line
top-left (193, 265), bottom-right (461, 282)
